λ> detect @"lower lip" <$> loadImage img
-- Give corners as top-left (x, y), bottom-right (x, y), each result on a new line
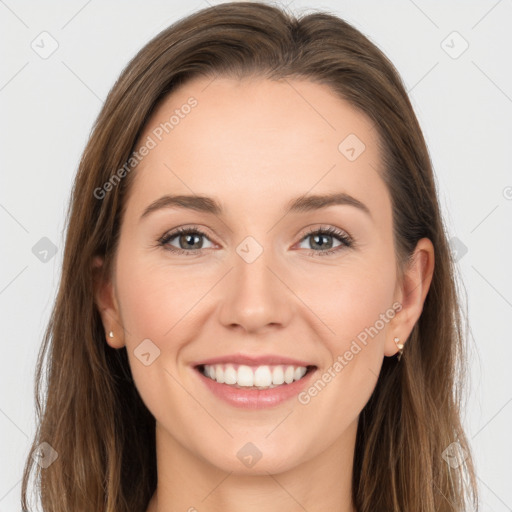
top-left (195, 367), bottom-right (317, 409)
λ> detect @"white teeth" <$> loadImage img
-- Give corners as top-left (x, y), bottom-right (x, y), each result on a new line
top-left (294, 366), bottom-right (307, 380)
top-left (215, 365), bottom-right (224, 384)
top-left (224, 364), bottom-right (237, 385)
top-left (284, 366), bottom-right (295, 384)
top-left (254, 366), bottom-right (272, 387)
top-left (201, 363), bottom-right (310, 388)
top-left (272, 365), bottom-right (285, 385)
top-left (237, 365), bottom-right (254, 387)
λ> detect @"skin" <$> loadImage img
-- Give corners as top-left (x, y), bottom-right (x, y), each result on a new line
top-left (94, 76), bottom-right (434, 512)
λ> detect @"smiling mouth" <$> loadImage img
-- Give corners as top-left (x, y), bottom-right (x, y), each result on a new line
top-left (196, 363), bottom-right (317, 390)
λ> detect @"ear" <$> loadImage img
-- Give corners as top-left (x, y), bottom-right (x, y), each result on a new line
top-left (384, 237), bottom-right (435, 357)
top-left (92, 255), bottom-right (125, 349)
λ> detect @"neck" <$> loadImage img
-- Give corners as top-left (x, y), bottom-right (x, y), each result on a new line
top-left (147, 420), bottom-right (358, 512)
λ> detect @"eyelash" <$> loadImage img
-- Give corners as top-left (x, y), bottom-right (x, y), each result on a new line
top-left (157, 224), bottom-right (353, 257)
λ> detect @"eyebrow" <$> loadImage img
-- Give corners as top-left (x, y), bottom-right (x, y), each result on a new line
top-left (140, 192), bottom-right (372, 220)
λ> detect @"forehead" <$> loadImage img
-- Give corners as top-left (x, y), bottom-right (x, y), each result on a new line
top-left (126, 76), bottom-right (389, 223)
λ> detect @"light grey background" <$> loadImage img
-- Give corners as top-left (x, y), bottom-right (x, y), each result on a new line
top-left (1, 1), bottom-right (511, 510)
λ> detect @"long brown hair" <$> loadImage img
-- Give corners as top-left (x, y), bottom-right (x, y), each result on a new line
top-left (21, 2), bottom-right (478, 511)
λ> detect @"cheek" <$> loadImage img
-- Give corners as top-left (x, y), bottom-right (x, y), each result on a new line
top-left (113, 250), bottom-right (197, 389)
top-left (296, 251), bottom-right (397, 411)
top-left (113, 254), bottom-right (207, 425)
top-left (297, 253), bottom-right (397, 352)
top-left (288, 276), bottom-right (396, 460)
top-left (115, 252), bottom-right (204, 343)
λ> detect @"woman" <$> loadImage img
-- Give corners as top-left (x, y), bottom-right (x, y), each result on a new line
top-left (21, 2), bottom-right (478, 511)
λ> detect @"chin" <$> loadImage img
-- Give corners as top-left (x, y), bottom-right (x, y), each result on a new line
top-left (200, 441), bottom-right (305, 476)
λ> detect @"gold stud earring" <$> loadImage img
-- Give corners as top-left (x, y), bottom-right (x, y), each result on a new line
top-left (394, 337), bottom-right (404, 361)
top-left (109, 331), bottom-right (114, 339)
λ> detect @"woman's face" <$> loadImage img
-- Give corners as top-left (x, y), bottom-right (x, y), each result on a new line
top-left (97, 76), bottom-right (430, 474)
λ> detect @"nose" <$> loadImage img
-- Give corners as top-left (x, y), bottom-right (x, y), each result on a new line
top-left (218, 245), bottom-right (293, 334)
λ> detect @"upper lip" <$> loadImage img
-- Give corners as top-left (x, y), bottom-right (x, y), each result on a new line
top-left (192, 353), bottom-right (315, 368)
